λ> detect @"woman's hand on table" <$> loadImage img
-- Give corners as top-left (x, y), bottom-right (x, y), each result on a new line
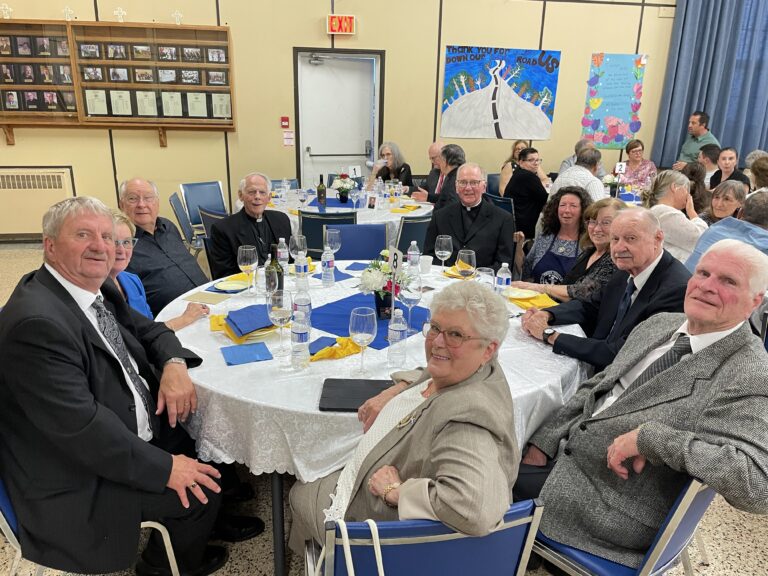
top-left (358, 381), bottom-right (408, 432)
top-left (157, 362), bottom-right (198, 427)
top-left (520, 307), bottom-right (552, 341)
top-left (510, 280), bottom-right (541, 293)
top-left (165, 303), bottom-right (210, 332)
top-left (368, 465), bottom-right (403, 507)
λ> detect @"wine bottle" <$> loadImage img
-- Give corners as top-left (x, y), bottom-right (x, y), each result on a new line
top-left (317, 174), bottom-right (327, 207)
top-left (267, 243), bottom-right (285, 292)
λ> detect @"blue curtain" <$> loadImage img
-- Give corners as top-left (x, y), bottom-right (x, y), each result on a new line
top-left (652, 0), bottom-right (768, 168)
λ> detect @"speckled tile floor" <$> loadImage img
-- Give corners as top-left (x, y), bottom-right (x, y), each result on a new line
top-left (1, 244), bottom-right (767, 575)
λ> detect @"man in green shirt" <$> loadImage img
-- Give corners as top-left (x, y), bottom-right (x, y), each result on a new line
top-left (672, 111), bottom-right (720, 170)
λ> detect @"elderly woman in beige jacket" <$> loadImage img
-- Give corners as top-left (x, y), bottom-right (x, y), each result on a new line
top-left (289, 282), bottom-right (519, 554)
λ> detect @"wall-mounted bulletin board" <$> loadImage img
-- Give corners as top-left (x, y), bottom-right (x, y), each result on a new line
top-left (0, 20), bottom-right (235, 144)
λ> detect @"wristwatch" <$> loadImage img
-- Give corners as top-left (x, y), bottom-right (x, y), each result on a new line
top-left (164, 357), bottom-right (187, 367)
top-left (543, 328), bottom-right (557, 346)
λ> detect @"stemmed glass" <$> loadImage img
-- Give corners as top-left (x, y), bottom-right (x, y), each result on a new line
top-left (264, 265), bottom-right (279, 300)
top-left (289, 235), bottom-right (307, 261)
top-left (297, 189), bottom-right (308, 209)
top-left (434, 235), bottom-right (453, 273)
top-left (349, 307), bottom-right (377, 376)
top-left (326, 228), bottom-right (341, 256)
top-left (237, 245), bottom-right (258, 295)
top-left (268, 290), bottom-right (293, 357)
top-left (456, 249), bottom-right (477, 278)
top-left (398, 273), bottom-right (422, 335)
top-left (349, 186), bottom-right (360, 210)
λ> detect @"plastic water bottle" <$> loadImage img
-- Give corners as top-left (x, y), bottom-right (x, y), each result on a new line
top-left (321, 245), bottom-right (335, 288)
top-left (293, 287), bottom-right (312, 326)
top-left (291, 311), bottom-right (310, 370)
top-left (295, 251), bottom-right (309, 292)
top-left (495, 263), bottom-right (512, 294)
top-left (407, 241), bottom-right (421, 269)
top-left (277, 237), bottom-right (289, 272)
top-left (387, 309), bottom-right (408, 368)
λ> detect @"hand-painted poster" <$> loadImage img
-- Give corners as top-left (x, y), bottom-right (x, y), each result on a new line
top-left (581, 53), bottom-right (648, 149)
top-left (440, 45), bottom-right (561, 140)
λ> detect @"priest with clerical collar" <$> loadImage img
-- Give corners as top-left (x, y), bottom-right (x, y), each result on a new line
top-left (423, 162), bottom-right (517, 272)
top-left (208, 171), bottom-right (292, 279)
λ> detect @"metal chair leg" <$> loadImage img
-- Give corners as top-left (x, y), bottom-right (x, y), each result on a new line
top-left (32, 565), bottom-right (44, 576)
top-left (141, 521), bottom-right (181, 576)
top-left (695, 530), bottom-right (710, 565)
top-left (681, 548), bottom-right (694, 576)
top-left (8, 548), bottom-right (22, 576)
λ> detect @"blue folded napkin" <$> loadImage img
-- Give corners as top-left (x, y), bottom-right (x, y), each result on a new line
top-left (226, 304), bottom-right (273, 337)
top-left (221, 342), bottom-right (273, 366)
top-left (344, 262), bottom-right (369, 271)
top-left (206, 284), bottom-right (246, 294)
top-left (312, 267), bottom-right (354, 282)
top-left (309, 336), bottom-right (338, 356)
top-left (308, 197), bottom-right (355, 208)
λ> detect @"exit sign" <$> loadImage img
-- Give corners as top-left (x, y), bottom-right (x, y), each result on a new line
top-left (327, 14), bottom-right (356, 35)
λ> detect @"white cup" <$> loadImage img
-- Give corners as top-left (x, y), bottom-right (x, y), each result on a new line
top-left (419, 255), bottom-right (433, 275)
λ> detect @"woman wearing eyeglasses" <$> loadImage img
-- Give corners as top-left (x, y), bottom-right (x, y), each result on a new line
top-left (289, 282), bottom-right (519, 553)
top-left (110, 210), bottom-right (208, 331)
top-left (503, 147), bottom-right (549, 239)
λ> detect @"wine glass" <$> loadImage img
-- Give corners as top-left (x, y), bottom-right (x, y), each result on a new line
top-left (326, 228), bottom-right (341, 255)
top-left (297, 188), bottom-right (308, 209)
top-left (434, 235), bottom-right (453, 273)
top-left (456, 249), bottom-right (477, 278)
top-left (264, 265), bottom-right (279, 300)
top-left (237, 245), bottom-right (258, 295)
top-left (268, 290), bottom-right (293, 357)
top-left (349, 307), bottom-right (377, 376)
top-left (349, 186), bottom-right (360, 210)
top-left (476, 267), bottom-right (495, 288)
top-left (398, 273), bottom-right (422, 335)
top-left (289, 235), bottom-right (307, 261)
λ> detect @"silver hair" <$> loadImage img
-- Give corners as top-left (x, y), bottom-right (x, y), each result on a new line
top-left (644, 170), bottom-right (689, 206)
top-left (457, 162), bottom-right (486, 181)
top-left (575, 138), bottom-right (594, 154)
top-left (430, 282), bottom-right (509, 351)
top-left (379, 141), bottom-right (406, 170)
top-left (239, 172), bottom-right (272, 193)
top-left (576, 147), bottom-right (602, 168)
top-left (614, 206), bottom-right (661, 234)
top-left (701, 239), bottom-right (768, 295)
top-left (118, 178), bottom-right (158, 201)
top-left (42, 196), bottom-right (113, 239)
top-left (744, 149), bottom-right (768, 169)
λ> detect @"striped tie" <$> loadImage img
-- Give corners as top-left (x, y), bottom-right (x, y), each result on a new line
top-left (632, 335), bottom-right (692, 388)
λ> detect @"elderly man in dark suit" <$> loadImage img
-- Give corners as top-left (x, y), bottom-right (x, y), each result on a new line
top-left (423, 162), bottom-right (516, 272)
top-left (411, 143), bottom-right (464, 211)
top-left (522, 207), bottom-right (691, 371)
top-left (0, 197), bottom-right (243, 576)
top-left (411, 140), bottom-right (442, 199)
top-left (516, 238), bottom-right (768, 568)
top-left (208, 171), bottom-right (292, 279)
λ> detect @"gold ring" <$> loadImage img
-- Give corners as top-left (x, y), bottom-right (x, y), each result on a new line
top-left (190, 482), bottom-right (198, 488)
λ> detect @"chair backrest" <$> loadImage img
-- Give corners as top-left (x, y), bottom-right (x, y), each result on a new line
top-left (271, 178), bottom-right (299, 190)
top-left (322, 499), bottom-right (542, 576)
top-left (298, 210), bottom-right (357, 258)
top-left (0, 475), bottom-right (19, 545)
top-left (180, 181), bottom-right (227, 226)
top-left (487, 173), bottom-right (501, 196)
top-left (202, 237), bottom-right (216, 278)
top-left (486, 193), bottom-right (515, 218)
top-left (325, 223), bottom-right (387, 260)
top-left (395, 213), bottom-right (432, 254)
top-left (198, 206), bottom-right (227, 238)
top-left (169, 192), bottom-right (198, 246)
top-left (761, 310), bottom-right (768, 346)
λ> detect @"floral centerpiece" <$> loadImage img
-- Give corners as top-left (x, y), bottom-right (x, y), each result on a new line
top-left (602, 174), bottom-right (618, 196)
top-left (360, 249), bottom-right (400, 319)
top-left (330, 172), bottom-right (357, 203)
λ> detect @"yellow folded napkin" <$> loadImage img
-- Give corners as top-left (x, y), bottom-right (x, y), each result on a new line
top-left (226, 272), bottom-right (250, 282)
top-left (309, 337), bottom-right (362, 362)
top-left (288, 209), bottom-right (299, 216)
top-left (401, 204), bottom-right (420, 211)
top-left (390, 207), bottom-right (410, 214)
top-left (267, 201), bottom-right (276, 207)
top-left (443, 265), bottom-right (476, 280)
top-left (210, 314), bottom-right (277, 345)
top-left (508, 293), bottom-right (559, 310)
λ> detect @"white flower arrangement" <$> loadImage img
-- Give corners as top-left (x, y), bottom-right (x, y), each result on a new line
top-left (359, 249), bottom-right (398, 298)
top-left (602, 174), bottom-right (617, 185)
top-left (330, 173), bottom-right (357, 194)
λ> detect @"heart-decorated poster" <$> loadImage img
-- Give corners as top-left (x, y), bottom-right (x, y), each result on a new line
top-left (581, 53), bottom-right (647, 149)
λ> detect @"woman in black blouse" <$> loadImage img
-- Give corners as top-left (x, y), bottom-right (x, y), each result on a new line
top-left (368, 141), bottom-right (414, 189)
top-left (503, 147), bottom-right (548, 239)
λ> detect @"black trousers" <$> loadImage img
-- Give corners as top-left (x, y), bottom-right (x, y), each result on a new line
top-left (513, 459), bottom-right (557, 502)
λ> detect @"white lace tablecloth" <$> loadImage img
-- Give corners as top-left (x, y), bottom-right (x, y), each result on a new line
top-left (157, 264), bottom-right (586, 483)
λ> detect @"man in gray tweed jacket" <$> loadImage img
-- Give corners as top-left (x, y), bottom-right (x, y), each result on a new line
top-left (516, 238), bottom-right (768, 568)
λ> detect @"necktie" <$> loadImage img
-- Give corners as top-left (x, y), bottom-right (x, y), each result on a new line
top-left (91, 296), bottom-right (157, 433)
top-left (633, 335), bottom-right (692, 389)
top-left (435, 174), bottom-right (444, 196)
top-left (609, 278), bottom-right (635, 338)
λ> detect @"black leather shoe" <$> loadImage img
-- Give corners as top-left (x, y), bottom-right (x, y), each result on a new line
top-left (210, 514), bottom-right (265, 543)
top-left (221, 481), bottom-right (255, 503)
top-left (135, 544), bottom-right (228, 576)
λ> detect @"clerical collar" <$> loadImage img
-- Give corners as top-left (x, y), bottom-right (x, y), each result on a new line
top-left (245, 211), bottom-right (265, 223)
top-left (463, 199), bottom-right (483, 211)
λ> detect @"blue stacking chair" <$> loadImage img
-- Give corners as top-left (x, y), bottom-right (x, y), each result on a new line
top-left (487, 173), bottom-right (501, 196)
top-left (325, 223), bottom-right (387, 260)
top-left (309, 499), bottom-right (542, 576)
top-left (169, 192), bottom-right (204, 257)
top-left (533, 478), bottom-right (715, 576)
top-left (180, 180), bottom-right (228, 227)
top-left (395, 213), bottom-right (432, 254)
top-left (486, 192), bottom-right (515, 217)
top-left (271, 178), bottom-right (299, 190)
top-left (299, 210), bottom-right (357, 258)
top-left (198, 206), bottom-right (227, 239)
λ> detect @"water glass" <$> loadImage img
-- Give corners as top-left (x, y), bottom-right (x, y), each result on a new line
top-left (289, 235), bottom-right (307, 261)
top-left (349, 307), bottom-right (377, 376)
top-left (434, 235), bottom-right (453, 273)
top-left (456, 249), bottom-right (476, 278)
top-left (476, 267), bottom-right (495, 288)
top-left (326, 228), bottom-right (341, 255)
top-left (268, 290), bottom-right (293, 357)
top-left (398, 274), bottom-right (423, 334)
top-left (237, 245), bottom-right (258, 295)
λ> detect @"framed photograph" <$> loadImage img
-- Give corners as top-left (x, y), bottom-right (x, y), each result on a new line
top-left (79, 43), bottom-right (100, 59)
top-left (158, 69), bottom-right (177, 84)
top-left (39, 65), bottom-right (54, 84)
top-left (0, 36), bottom-right (11, 56)
top-left (367, 195), bottom-right (377, 209)
top-left (35, 37), bottom-right (52, 56)
top-left (207, 70), bottom-right (227, 86)
top-left (207, 47), bottom-right (226, 63)
top-left (1, 64), bottom-right (13, 83)
top-left (106, 44), bottom-right (127, 60)
top-left (61, 90), bottom-right (77, 111)
top-left (182, 47), bottom-right (202, 62)
top-left (132, 45), bottom-right (152, 60)
top-left (16, 37), bottom-right (32, 56)
top-left (3, 91), bottom-right (19, 110)
top-left (23, 90), bottom-right (39, 111)
top-left (109, 67), bottom-right (129, 82)
top-left (82, 66), bottom-right (104, 81)
top-left (157, 46), bottom-right (177, 61)
top-left (57, 65), bottom-right (73, 84)
top-left (180, 69), bottom-right (200, 85)
top-left (55, 38), bottom-right (70, 57)
top-left (134, 68), bottom-right (155, 83)
top-left (20, 64), bottom-right (35, 83)
top-left (42, 90), bottom-right (59, 111)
